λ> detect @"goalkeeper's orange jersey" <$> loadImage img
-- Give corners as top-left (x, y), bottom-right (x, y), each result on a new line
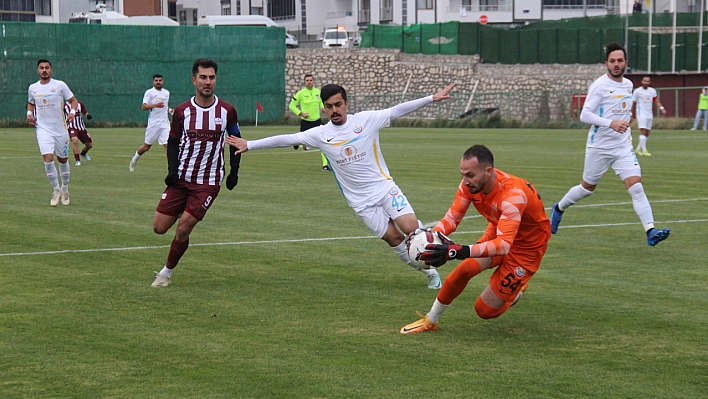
top-left (434, 169), bottom-right (550, 271)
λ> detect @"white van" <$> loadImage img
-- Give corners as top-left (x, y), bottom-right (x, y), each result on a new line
top-left (322, 27), bottom-right (350, 49)
top-left (198, 15), bottom-right (278, 27)
top-left (198, 15), bottom-right (297, 47)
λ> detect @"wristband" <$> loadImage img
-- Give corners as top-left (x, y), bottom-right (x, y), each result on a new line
top-left (660, 106), bottom-right (665, 110)
top-left (27, 111), bottom-right (33, 116)
top-left (70, 109), bottom-right (76, 115)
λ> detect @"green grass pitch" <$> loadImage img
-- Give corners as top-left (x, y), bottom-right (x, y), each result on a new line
top-left (0, 126), bottom-right (706, 398)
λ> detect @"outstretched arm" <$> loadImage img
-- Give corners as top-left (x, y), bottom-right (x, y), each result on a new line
top-left (389, 83), bottom-right (456, 119)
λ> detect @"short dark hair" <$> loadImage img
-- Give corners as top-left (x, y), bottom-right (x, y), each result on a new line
top-left (605, 42), bottom-right (626, 61)
top-left (37, 59), bottom-right (51, 67)
top-left (321, 84), bottom-right (347, 102)
top-left (462, 144), bottom-right (494, 167)
top-left (192, 58), bottom-right (218, 77)
top-left (153, 74), bottom-right (163, 80)
top-left (304, 74), bottom-right (313, 79)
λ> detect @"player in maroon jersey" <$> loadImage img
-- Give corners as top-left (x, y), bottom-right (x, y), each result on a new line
top-left (64, 100), bottom-right (93, 166)
top-left (150, 58), bottom-right (241, 288)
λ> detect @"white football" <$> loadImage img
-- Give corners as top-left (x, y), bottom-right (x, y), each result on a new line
top-left (407, 229), bottom-right (443, 270)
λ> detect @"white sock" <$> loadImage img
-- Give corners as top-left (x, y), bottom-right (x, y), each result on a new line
top-left (627, 183), bottom-right (654, 232)
top-left (159, 266), bottom-right (172, 278)
top-left (393, 240), bottom-right (411, 263)
top-left (58, 162), bottom-right (70, 190)
top-left (44, 161), bottom-right (60, 190)
top-left (426, 299), bottom-right (449, 323)
top-left (132, 151), bottom-right (141, 163)
top-left (558, 184), bottom-right (593, 211)
top-left (639, 135), bottom-right (647, 152)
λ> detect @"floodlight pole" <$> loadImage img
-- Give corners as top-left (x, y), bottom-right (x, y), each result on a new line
top-left (648, 0), bottom-right (653, 73)
top-left (671, 0), bottom-right (677, 73)
top-left (699, 0), bottom-right (705, 72)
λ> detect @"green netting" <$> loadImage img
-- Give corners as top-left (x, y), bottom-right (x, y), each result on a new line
top-left (369, 24), bottom-right (404, 49)
top-left (421, 21), bottom-right (458, 55)
top-left (403, 24), bottom-right (423, 53)
top-left (363, 13), bottom-right (708, 72)
top-left (0, 22), bottom-right (285, 123)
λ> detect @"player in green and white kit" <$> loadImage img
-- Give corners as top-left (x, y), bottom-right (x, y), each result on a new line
top-left (289, 74), bottom-right (330, 170)
top-left (227, 83), bottom-right (456, 289)
top-left (27, 59), bottom-right (78, 206)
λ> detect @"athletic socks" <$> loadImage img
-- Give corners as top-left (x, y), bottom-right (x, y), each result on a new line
top-left (131, 151), bottom-right (141, 163)
top-left (44, 161), bottom-right (60, 190)
top-left (393, 240), bottom-right (413, 265)
top-left (158, 265), bottom-right (173, 278)
top-left (426, 299), bottom-right (449, 323)
top-left (558, 184), bottom-right (594, 211)
top-left (628, 183), bottom-right (655, 232)
top-left (74, 153), bottom-right (80, 161)
top-left (165, 237), bottom-right (190, 269)
top-left (58, 162), bottom-right (70, 189)
top-left (637, 135), bottom-right (647, 152)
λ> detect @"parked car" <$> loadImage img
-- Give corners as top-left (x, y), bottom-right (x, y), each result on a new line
top-left (322, 27), bottom-right (350, 49)
top-left (286, 32), bottom-right (299, 48)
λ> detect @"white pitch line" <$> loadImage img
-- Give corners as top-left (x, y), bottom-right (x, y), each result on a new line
top-left (1, 219), bottom-right (706, 258)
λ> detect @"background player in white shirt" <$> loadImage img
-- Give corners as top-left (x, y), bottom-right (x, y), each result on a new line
top-left (631, 77), bottom-right (667, 156)
top-left (27, 59), bottom-right (78, 206)
top-left (550, 42), bottom-right (670, 247)
top-left (129, 74), bottom-right (173, 172)
top-left (226, 83), bottom-right (455, 290)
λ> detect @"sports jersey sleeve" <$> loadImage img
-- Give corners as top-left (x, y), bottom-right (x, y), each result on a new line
top-left (248, 127), bottom-right (322, 150)
top-left (468, 188), bottom-right (528, 258)
top-left (143, 90), bottom-right (151, 105)
top-left (388, 96), bottom-right (433, 120)
top-left (27, 86), bottom-right (35, 104)
top-left (433, 181), bottom-right (472, 235)
top-left (59, 82), bottom-right (74, 102)
top-left (169, 106), bottom-right (185, 139)
top-left (580, 84), bottom-right (611, 127)
top-left (288, 90), bottom-right (302, 116)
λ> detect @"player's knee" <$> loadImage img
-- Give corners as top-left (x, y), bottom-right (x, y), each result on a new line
top-left (153, 223), bottom-right (169, 235)
top-left (474, 296), bottom-right (506, 319)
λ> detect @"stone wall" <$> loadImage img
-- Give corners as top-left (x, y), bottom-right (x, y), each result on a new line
top-left (286, 48), bottom-right (607, 120)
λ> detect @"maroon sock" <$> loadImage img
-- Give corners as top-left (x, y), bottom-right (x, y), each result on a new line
top-left (74, 153), bottom-right (80, 161)
top-left (165, 237), bottom-right (190, 269)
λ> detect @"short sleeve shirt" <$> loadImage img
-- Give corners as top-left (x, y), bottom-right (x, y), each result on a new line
top-left (632, 87), bottom-right (657, 118)
top-left (143, 87), bottom-right (170, 127)
top-left (28, 78), bottom-right (74, 136)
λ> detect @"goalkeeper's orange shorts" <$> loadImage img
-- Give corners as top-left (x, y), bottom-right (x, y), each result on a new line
top-left (488, 244), bottom-right (547, 302)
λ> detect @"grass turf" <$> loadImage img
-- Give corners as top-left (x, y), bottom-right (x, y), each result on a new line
top-left (0, 126), bottom-right (706, 398)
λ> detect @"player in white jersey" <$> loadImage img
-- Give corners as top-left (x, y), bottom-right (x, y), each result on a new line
top-left (129, 74), bottom-right (172, 172)
top-left (631, 77), bottom-right (666, 156)
top-left (550, 42), bottom-right (670, 247)
top-left (27, 59), bottom-right (78, 206)
top-left (226, 83), bottom-right (456, 290)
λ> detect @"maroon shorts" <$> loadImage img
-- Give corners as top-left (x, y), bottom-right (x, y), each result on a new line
top-left (156, 180), bottom-right (221, 221)
top-left (68, 129), bottom-right (92, 144)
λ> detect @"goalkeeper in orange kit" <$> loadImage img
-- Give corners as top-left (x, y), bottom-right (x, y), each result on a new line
top-left (401, 144), bottom-right (551, 334)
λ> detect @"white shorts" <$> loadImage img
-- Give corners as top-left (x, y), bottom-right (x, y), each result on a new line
top-left (583, 144), bottom-right (641, 185)
top-left (353, 185), bottom-right (415, 238)
top-left (145, 124), bottom-right (170, 146)
top-left (36, 130), bottom-right (69, 158)
top-left (637, 118), bottom-right (653, 130)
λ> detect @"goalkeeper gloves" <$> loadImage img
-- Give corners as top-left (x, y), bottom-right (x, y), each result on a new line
top-left (419, 232), bottom-right (470, 268)
top-left (164, 172), bottom-right (179, 187)
top-left (85, 113), bottom-right (92, 120)
top-left (225, 171), bottom-right (238, 190)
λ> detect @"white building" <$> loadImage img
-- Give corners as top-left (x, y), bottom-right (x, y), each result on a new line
top-left (169, 0), bottom-right (699, 35)
top-left (0, 0), bottom-right (701, 35)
